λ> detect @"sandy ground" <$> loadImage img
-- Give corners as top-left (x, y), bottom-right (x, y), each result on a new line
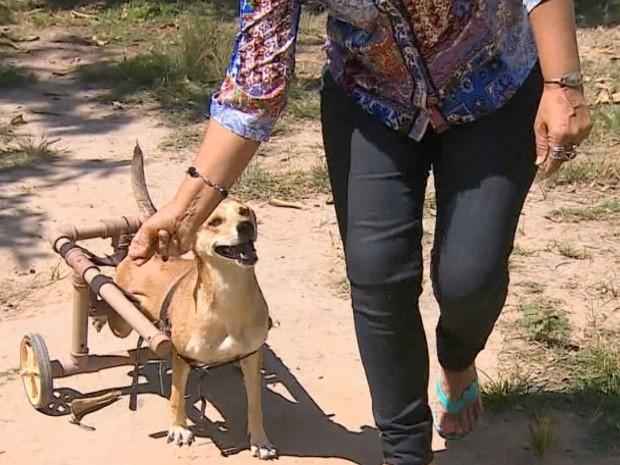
top-left (1, 26), bottom-right (619, 465)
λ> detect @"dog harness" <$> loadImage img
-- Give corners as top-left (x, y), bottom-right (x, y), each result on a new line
top-left (156, 270), bottom-right (272, 370)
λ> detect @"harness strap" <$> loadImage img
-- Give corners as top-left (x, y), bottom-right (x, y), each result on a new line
top-left (157, 268), bottom-right (192, 335)
top-left (156, 267), bottom-right (268, 371)
top-left (181, 346), bottom-right (262, 372)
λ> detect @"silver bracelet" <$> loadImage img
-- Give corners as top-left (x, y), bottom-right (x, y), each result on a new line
top-left (187, 166), bottom-right (229, 199)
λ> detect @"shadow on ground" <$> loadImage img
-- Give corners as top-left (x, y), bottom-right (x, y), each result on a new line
top-left (0, 46), bottom-right (141, 137)
top-left (39, 345), bottom-right (620, 464)
top-left (38, 345), bottom-right (382, 464)
top-left (0, 156), bottom-right (129, 267)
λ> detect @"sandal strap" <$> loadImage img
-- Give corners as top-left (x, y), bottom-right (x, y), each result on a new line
top-left (435, 377), bottom-right (479, 414)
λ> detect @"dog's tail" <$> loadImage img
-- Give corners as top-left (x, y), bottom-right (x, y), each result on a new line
top-left (131, 142), bottom-right (157, 216)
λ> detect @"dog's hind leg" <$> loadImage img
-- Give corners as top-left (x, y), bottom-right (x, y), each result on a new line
top-left (167, 351), bottom-right (194, 446)
top-left (240, 351), bottom-right (277, 460)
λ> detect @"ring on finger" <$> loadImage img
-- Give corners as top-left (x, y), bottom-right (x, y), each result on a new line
top-left (549, 143), bottom-right (579, 161)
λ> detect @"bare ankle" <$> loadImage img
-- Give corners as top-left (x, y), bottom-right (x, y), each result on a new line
top-left (441, 362), bottom-right (476, 378)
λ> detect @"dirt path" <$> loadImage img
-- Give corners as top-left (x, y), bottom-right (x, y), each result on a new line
top-left (1, 25), bottom-right (618, 465)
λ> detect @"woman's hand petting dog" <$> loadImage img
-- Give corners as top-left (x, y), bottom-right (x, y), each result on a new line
top-left (128, 201), bottom-right (190, 265)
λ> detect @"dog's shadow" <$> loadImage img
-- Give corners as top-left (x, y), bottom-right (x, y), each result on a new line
top-left (49, 345), bottom-right (381, 465)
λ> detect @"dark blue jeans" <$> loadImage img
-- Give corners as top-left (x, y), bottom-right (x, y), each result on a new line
top-left (320, 66), bottom-right (543, 465)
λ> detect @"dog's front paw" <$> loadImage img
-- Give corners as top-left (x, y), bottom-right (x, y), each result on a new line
top-left (167, 425), bottom-right (194, 447)
top-left (250, 439), bottom-right (277, 460)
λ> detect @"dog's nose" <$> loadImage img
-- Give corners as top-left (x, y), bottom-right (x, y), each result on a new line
top-left (237, 221), bottom-right (255, 240)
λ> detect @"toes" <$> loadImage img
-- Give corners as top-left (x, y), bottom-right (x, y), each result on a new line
top-left (445, 419), bottom-right (458, 435)
top-left (454, 414), bottom-right (465, 436)
top-left (460, 409), bottom-right (470, 434)
top-left (167, 426), bottom-right (194, 447)
top-left (251, 441), bottom-right (278, 460)
top-left (435, 403), bottom-right (482, 438)
top-left (435, 410), bottom-right (456, 435)
top-left (466, 406), bottom-right (476, 432)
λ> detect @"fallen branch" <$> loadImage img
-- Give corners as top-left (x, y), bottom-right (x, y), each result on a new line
top-left (70, 10), bottom-right (93, 19)
top-left (52, 66), bottom-right (80, 77)
top-left (268, 198), bottom-right (307, 210)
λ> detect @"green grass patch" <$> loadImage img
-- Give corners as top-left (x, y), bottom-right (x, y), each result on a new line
top-left (549, 199), bottom-right (620, 222)
top-left (589, 104), bottom-right (620, 144)
top-left (543, 156), bottom-right (620, 187)
top-left (0, 1), bottom-right (13, 25)
top-left (0, 367), bottom-right (19, 387)
top-left (232, 163), bottom-right (330, 201)
top-left (516, 296), bottom-right (571, 348)
top-left (487, 301), bottom-right (620, 453)
top-left (0, 68), bottom-right (24, 89)
top-left (298, 9), bottom-right (326, 45)
top-left (12, 1), bottom-right (324, 127)
top-left (11, 0), bottom-right (240, 43)
top-left (566, 333), bottom-right (620, 451)
top-left (528, 413), bottom-right (557, 458)
top-left (79, 17), bottom-right (235, 122)
top-left (159, 125), bottom-right (204, 151)
top-left (286, 78), bottom-right (321, 120)
top-left (73, 4), bottom-right (324, 126)
top-left (570, 336), bottom-right (620, 397)
top-left (593, 279), bottom-right (619, 299)
top-left (80, 51), bottom-right (175, 87)
top-left (481, 368), bottom-right (535, 410)
top-left (511, 244), bottom-right (536, 257)
top-left (552, 241), bottom-right (592, 260)
top-left (516, 280), bottom-right (545, 295)
top-left (574, 0), bottom-right (620, 27)
top-left (0, 124), bottom-right (11, 140)
top-left (0, 137), bottom-right (60, 172)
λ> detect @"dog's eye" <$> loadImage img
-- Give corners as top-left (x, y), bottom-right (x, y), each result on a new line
top-left (209, 217), bottom-right (223, 227)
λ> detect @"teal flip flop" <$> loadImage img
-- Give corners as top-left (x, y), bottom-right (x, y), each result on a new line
top-left (432, 376), bottom-right (480, 441)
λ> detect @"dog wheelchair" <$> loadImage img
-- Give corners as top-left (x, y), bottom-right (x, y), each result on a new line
top-left (18, 215), bottom-right (173, 415)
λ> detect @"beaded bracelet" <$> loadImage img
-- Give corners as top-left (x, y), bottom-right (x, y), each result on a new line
top-left (187, 166), bottom-right (229, 199)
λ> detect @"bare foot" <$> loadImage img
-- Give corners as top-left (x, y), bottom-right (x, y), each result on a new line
top-left (434, 363), bottom-right (483, 438)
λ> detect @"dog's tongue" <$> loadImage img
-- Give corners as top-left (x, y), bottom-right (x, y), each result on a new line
top-left (239, 241), bottom-right (258, 266)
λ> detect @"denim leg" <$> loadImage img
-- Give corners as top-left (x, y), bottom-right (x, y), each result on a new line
top-left (321, 70), bottom-right (435, 465)
top-left (431, 65), bottom-right (543, 371)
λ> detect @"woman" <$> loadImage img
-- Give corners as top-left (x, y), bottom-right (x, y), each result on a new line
top-left (128, 0), bottom-right (592, 464)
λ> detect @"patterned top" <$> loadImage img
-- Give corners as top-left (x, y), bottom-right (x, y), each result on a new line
top-left (210, 0), bottom-right (544, 142)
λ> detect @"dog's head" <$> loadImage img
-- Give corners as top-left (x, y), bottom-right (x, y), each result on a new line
top-left (130, 144), bottom-right (259, 268)
top-left (193, 199), bottom-right (259, 268)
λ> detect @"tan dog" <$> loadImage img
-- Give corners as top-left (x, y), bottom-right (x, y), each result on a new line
top-left (115, 146), bottom-right (276, 459)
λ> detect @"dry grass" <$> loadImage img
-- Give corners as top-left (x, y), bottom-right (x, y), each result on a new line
top-left (549, 200), bottom-right (620, 222)
top-left (0, 130), bottom-right (61, 172)
top-left (528, 413), bottom-right (557, 458)
top-left (233, 162), bottom-right (330, 201)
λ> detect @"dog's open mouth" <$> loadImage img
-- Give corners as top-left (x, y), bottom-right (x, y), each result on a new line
top-left (214, 241), bottom-right (258, 266)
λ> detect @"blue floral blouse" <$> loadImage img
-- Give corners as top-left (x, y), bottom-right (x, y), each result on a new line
top-left (210, 0), bottom-right (544, 142)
